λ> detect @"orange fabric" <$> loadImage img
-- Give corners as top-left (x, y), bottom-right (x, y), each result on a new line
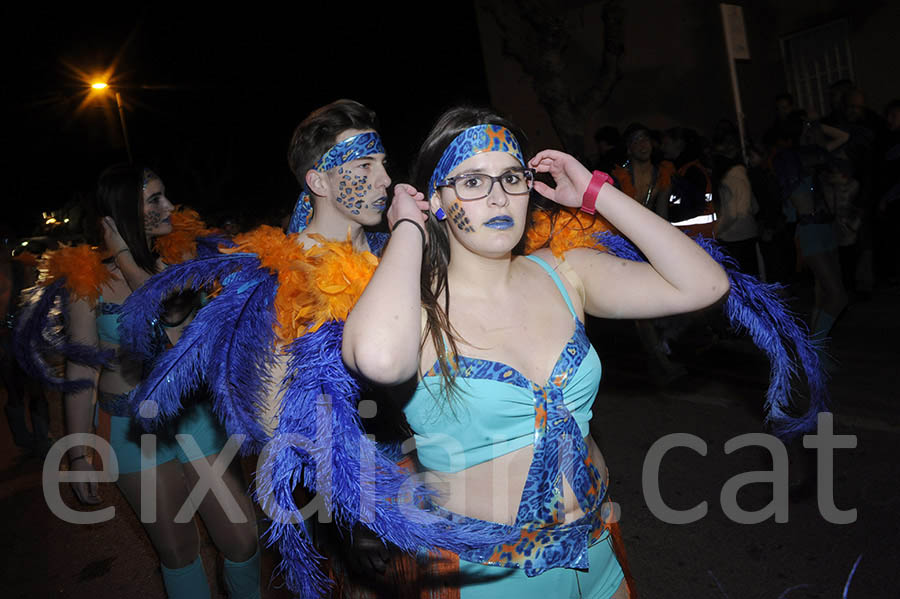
top-left (613, 162), bottom-right (674, 202)
top-left (608, 518), bottom-right (638, 599)
top-left (611, 165), bottom-right (636, 200)
top-left (40, 245), bottom-right (114, 306)
top-left (153, 207), bottom-right (219, 265)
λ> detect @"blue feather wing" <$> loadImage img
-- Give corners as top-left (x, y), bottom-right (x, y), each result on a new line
top-left (196, 234), bottom-right (233, 257)
top-left (204, 272), bottom-right (279, 453)
top-left (126, 307), bottom-right (214, 429)
top-left (13, 280), bottom-right (112, 392)
top-left (118, 252), bottom-right (260, 360)
top-left (596, 231), bottom-right (828, 438)
top-left (256, 322), bottom-right (511, 596)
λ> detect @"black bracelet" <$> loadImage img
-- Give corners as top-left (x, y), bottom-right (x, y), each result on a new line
top-left (70, 454), bottom-right (88, 464)
top-left (392, 218), bottom-right (426, 247)
top-left (113, 248), bottom-right (130, 268)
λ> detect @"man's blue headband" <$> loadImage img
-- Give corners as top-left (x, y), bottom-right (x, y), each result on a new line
top-left (427, 124), bottom-right (525, 199)
top-left (288, 131), bottom-right (385, 234)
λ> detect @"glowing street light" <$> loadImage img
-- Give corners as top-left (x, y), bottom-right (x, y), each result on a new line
top-left (89, 80), bottom-right (132, 163)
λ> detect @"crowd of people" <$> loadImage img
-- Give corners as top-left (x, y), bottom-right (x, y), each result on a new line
top-left (590, 84), bottom-right (900, 376)
top-left (1, 81), bottom-right (886, 598)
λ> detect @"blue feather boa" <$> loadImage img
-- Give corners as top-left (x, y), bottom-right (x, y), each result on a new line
top-left (13, 279), bottom-right (113, 392)
top-left (596, 231), bottom-right (828, 439)
top-left (254, 322), bottom-right (516, 596)
top-left (121, 245), bottom-right (511, 596)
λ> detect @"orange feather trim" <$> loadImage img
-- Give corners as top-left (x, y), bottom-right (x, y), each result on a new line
top-left (40, 244), bottom-right (114, 304)
top-left (153, 207), bottom-right (219, 265)
top-left (524, 208), bottom-right (615, 258)
top-left (219, 226), bottom-right (378, 343)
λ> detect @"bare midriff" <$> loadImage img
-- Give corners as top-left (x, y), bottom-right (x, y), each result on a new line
top-left (419, 434), bottom-right (608, 525)
top-left (95, 267), bottom-right (196, 398)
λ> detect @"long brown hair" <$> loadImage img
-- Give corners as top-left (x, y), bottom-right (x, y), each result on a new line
top-left (410, 107), bottom-right (531, 403)
top-left (95, 164), bottom-right (160, 273)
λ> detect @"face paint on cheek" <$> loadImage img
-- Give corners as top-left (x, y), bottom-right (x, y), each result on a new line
top-left (336, 170), bottom-right (370, 215)
top-left (448, 200), bottom-right (475, 233)
top-left (144, 209), bottom-right (164, 234)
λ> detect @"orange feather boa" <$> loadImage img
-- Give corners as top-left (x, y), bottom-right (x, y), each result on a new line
top-left (153, 207), bottom-right (219, 265)
top-left (524, 207), bottom-right (615, 257)
top-left (40, 244), bottom-right (113, 304)
top-left (219, 226), bottom-right (378, 343)
top-left (39, 208), bottom-right (215, 304)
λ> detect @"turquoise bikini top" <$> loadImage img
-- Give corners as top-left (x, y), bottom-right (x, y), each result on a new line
top-left (96, 296), bottom-right (122, 345)
top-left (404, 255), bottom-right (602, 473)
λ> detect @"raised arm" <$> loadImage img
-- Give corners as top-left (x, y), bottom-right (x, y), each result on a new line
top-left (529, 150), bottom-right (730, 319)
top-left (102, 216), bottom-right (154, 290)
top-left (342, 184), bottom-right (428, 384)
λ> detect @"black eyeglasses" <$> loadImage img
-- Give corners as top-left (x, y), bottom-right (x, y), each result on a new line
top-left (438, 168), bottom-right (535, 201)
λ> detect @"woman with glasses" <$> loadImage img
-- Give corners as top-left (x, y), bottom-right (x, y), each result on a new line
top-left (343, 107), bottom-right (730, 597)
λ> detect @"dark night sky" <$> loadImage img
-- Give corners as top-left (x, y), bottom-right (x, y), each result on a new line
top-left (4, 6), bottom-right (491, 236)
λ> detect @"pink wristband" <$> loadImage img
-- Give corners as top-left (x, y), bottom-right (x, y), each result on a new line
top-left (580, 170), bottom-right (614, 214)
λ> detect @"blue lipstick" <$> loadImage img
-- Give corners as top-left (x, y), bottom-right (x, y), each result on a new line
top-left (484, 216), bottom-right (514, 230)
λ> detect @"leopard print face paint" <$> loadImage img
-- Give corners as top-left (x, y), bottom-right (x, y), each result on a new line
top-left (448, 200), bottom-right (475, 233)
top-left (142, 177), bottom-right (172, 237)
top-left (144, 208), bottom-right (165, 235)
top-left (336, 166), bottom-right (374, 215)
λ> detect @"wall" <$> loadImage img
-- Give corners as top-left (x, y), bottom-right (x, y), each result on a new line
top-left (476, 0), bottom-right (899, 157)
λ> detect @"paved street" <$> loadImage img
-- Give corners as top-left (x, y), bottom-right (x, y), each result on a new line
top-left (3, 278), bottom-right (898, 598)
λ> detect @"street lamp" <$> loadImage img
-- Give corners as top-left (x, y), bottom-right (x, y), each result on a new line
top-left (90, 80), bottom-right (133, 163)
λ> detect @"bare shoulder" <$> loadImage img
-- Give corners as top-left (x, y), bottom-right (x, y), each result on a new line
top-left (516, 250), bottom-right (589, 315)
top-left (563, 245), bottom-right (631, 273)
top-left (523, 247), bottom-right (559, 267)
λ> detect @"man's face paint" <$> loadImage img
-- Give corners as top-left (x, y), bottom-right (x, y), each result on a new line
top-left (287, 131), bottom-right (387, 234)
top-left (336, 165), bottom-right (381, 215)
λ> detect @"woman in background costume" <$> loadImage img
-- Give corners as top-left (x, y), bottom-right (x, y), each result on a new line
top-left (15, 164), bottom-right (260, 599)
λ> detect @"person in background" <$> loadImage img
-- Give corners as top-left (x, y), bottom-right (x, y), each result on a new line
top-left (1, 228), bottom-right (51, 457)
top-left (713, 139), bottom-right (760, 276)
top-left (62, 165), bottom-right (259, 599)
top-left (612, 123), bottom-right (674, 217)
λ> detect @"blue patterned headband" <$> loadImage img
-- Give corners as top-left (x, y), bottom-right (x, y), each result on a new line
top-left (288, 131), bottom-right (386, 233)
top-left (427, 124), bottom-right (525, 199)
top-left (141, 168), bottom-right (158, 191)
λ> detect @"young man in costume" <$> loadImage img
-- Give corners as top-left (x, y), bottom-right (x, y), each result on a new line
top-left (285, 99), bottom-right (391, 253)
top-left (118, 100), bottom-right (478, 598)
